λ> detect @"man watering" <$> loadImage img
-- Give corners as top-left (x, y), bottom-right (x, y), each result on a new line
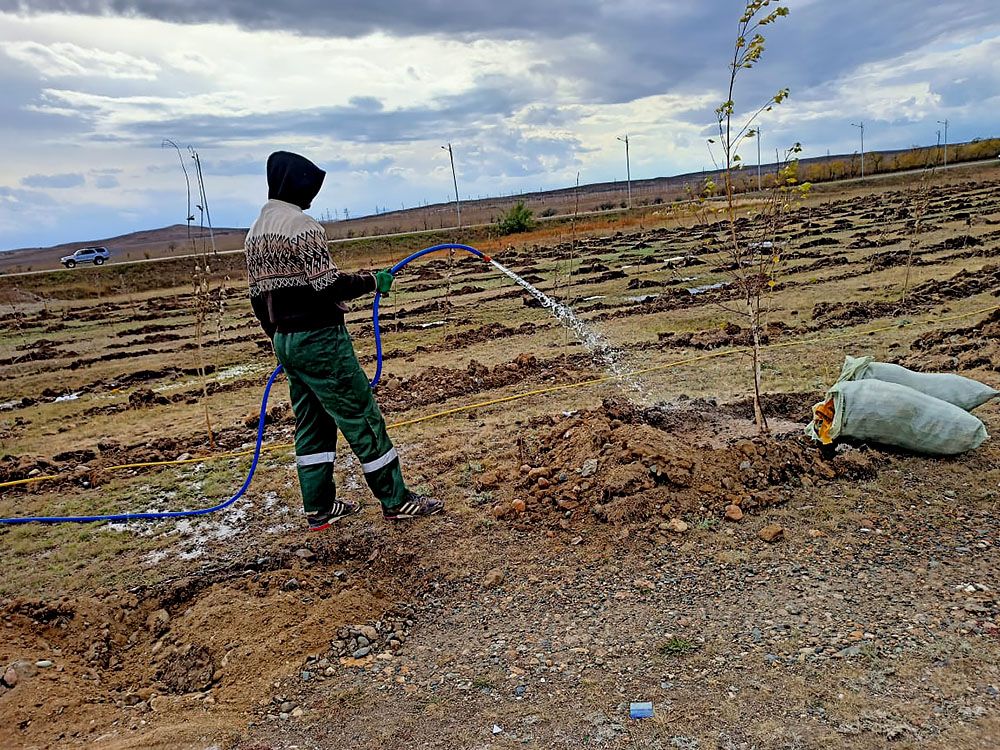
top-left (244, 151), bottom-right (443, 530)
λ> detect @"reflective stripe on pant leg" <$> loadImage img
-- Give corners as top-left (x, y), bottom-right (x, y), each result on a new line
top-left (296, 451), bottom-right (336, 467)
top-left (360, 447), bottom-right (397, 474)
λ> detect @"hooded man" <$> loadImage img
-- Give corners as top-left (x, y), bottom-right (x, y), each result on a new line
top-left (244, 151), bottom-right (443, 530)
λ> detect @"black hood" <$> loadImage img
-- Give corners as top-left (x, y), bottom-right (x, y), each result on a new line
top-left (266, 151), bottom-right (326, 210)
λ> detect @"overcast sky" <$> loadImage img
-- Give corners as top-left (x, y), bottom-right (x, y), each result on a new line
top-left (1, 1), bottom-right (998, 250)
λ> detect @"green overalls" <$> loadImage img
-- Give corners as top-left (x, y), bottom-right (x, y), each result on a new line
top-left (272, 325), bottom-right (408, 514)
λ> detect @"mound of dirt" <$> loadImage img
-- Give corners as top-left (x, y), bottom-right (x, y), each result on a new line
top-left (901, 309), bottom-right (1000, 372)
top-left (117, 323), bottom-right (183, 337)
top-left (719, 391), bottom-right (818, 423)
top-left (865, 250), bottom-right (924, 272)
top-left (482, 399), bottom-right (881, 530)
top-left (0, 454), bottom-right (55, 484)
top-left (812, 265), bottom-right (1000, 325)
top-left (107, 333), bottom-right (183, 349)
top-left (444, 321), bottom-right (542, 346)
top-left (0, 339), bottom-right (77, 367)
top-left (798, 236), bottom-right (839, 249)
top-left (375, 298), bottom-right (451, 322)
top-left (656, 321), bottom-right (788, 351)
top-left (0, 530), bottom-right (421, 749)
top-left (925, 234), bottom-right (983, 252)
top-left (375, 352), bottom-right (590, 413)
top-left (913, 263), bottom-right (1000, 301)
top-left (128, 388), bottom-right (171, 409)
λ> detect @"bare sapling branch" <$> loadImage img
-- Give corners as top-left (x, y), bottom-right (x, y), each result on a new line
top-left (165, 140), bottom-right (219, 448)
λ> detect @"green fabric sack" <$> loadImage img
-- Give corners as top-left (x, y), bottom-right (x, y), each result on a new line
top-left (807, 379), bottom-right (988, 455)
top-left (838, 355), bottom-right (999, 412)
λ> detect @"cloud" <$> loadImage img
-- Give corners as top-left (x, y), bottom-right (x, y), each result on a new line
top-left (20, 172), bottom-right (85, 188)
top-left (452, 126), bottom-right (582, 181)
top-left (1, 0), bottom-right (601, 39)
top-left (2, 40), bottom-right (159, 79)
top-left (0, 184), bottom-right (56, 205)
top-left (7, 2), bottom-right (997, 108)
top-left (754, 32), bottom-right (1000, 161)
top-left (30, 74), bottom-right (540, 147)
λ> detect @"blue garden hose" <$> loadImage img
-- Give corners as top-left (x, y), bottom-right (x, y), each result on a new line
top-left (370, 243), bottom-right (489, 387)
top-left (0, 364), bottom-right (284, 525)
top-left (0, 243), bottom-right (489, 525)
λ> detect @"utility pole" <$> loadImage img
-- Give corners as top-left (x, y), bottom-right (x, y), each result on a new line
top-left (441, 143), bottom-right (462, 228)
top-left (756, 126), bottom-right (762, 191)
top-left (936, 129), bottom-right (941, 165)
top-left (617, 134), bottom-right (631, 210)
top-left (851, 121), bottom-right (865, 179)
top-left (937, 119), bottom-right (949, 168)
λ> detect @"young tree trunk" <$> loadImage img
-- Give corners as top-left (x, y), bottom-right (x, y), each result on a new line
top-left (750, 318), bottom-right (769, 434)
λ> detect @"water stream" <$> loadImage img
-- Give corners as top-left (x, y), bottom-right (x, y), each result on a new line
top-left (487, 259), bottom-right (646, 397)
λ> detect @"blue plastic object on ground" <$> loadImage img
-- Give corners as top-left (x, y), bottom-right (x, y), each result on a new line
top-left (629, 701), bottom-right (654, 719)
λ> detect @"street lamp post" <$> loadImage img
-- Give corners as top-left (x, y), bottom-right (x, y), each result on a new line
top-left (937, 119), bottom-right (949, 169)
top-left (851, 121), bottom-right (865, 179)
top-left (441, 143), bottom-right (462, 228)
top-left (617, 134), bottom-right (631, 210)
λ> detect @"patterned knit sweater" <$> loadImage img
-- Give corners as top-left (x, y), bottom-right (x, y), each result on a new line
top-left (245, 199), bottom-right (376, 336)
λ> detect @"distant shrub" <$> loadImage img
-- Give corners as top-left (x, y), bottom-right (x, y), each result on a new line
top-left (496, 201), bottom-right (536, 235)
top-left (540, 207), bottom-right (557, 217)
top-left (598, 202), bottom-right (615, 211)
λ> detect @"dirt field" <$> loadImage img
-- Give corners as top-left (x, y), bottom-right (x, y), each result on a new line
top-left (1, 165), bottom-right (999, 749)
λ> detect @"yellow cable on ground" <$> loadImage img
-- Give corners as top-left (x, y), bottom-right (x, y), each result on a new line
top-left (2, 303), bottom-right (997, 491)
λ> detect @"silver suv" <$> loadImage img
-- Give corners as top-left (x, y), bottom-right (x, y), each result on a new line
top-left (61, 246), bottom-right (110, 268)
